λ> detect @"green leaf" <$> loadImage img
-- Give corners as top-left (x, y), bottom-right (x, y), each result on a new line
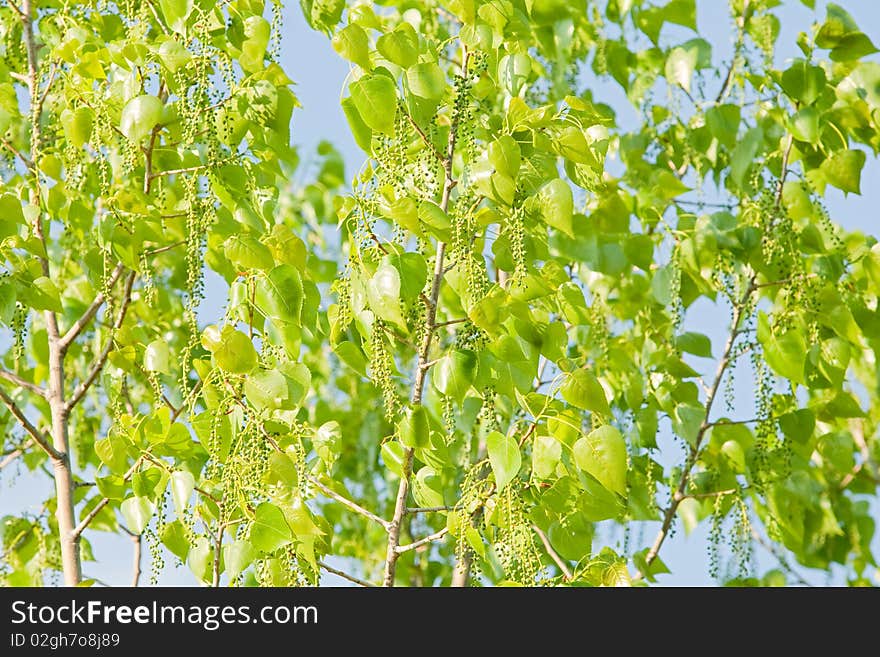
top-left (780, 60), bottom-right (826, 105)
top-left (675, 332), bottom-right (712, 358)
top-left (398, 406), bottom-right (430, 448)
top-left (208, 326), bottom-right (258, 374)
top-left (265, 450), bottom-right (299, 491)
top-left (0, 194), bottom-right (25, 240)
top-left (548, 514), bottom-right (592, 562)
top-left (672, 403), bottom-right (704, 447)
top-left (665, 45), bottom-right (698, 93)
top-left (677, 497), bottom-right (700, 535)
top-left (332, 23), bottom-right (370, 69)
top-left (433, 349), bottom-right (478, 403)
top-left (187, 536), bottom-right (213, 583)
top-left (705, 104), bottom-right (740, 149)
top-left (144, 340), bottom-right (171, 374)
top-left (156, 39), bottom-right (192, 73)
top-left (489, 135), bottom-right (522, 178)
top-left (377, 23), bottom-right (418, 68)
top-left (730, 127), bottom-right (762, 188)
top-left (350, 74), bottom-right (397, 136)
top-left (381, 440), bottom-right (405, 477)
top-left (573, 425), bottom-right (628, 496)
top-left (132, 467), bottom-right (165, 500)
top-left (245, 369), bottom-right (290, 411)
top-left (487, 430), bottom-right (521, 490)
top-left (94, 435), bottom-right (129, 474)
top-left (385, 253), bottom-right (427, 304)
top-left (820, 149), bottom-right (866, 194)
top-left (159, 0), bottom-right (193, 35)
top-left (759, 314), bottom-right (806, 384)
top-left (536, 178), bottom-right (574, 237)
top-left (788, 107), bottom-right (820, 144)
top-left (250, 502), bottom-right (293, 553)
top-left (160, 521), bottom-right (190, 560)
top-left (27, 276), bottom-right (63, 313)
top-left (406, 62), bottom-right (446, 100)
top-left (532, 435), bottom-right (562, 479)
top-left (313, 421), bottom-right (342, 468)
top-left (120, 496), bottom-right (155, 535)
top-left (170, 471), bottom-right (194, 516)
top-left (300, 0), bottom-right (344, 32)
top-left (120, 95), bottom-right (163, 142)
top-left (240, 16), bottom-right (271, 73)
top-left (341, 96), bottom-right (373, 151)
top-left (224, 234), bottom-right (275, 271)
top-left (499, 53), bottom-right (532, 96)
top-left (561, 369), bottom-right (610, 416)
top-left (412, 466), bottom-right (444, 507)
top-left (778, 409), bottom-right (815, 444)
top-left (651, 265), bottom-right (674, 305)
top-left (223, 540), bottom-right (255, 580)
top-left (367, 261), bottom-right (406, 328)
top-left (256, 264), bottom-right (304, 324)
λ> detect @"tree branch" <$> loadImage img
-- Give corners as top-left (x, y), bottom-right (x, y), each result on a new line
top-left (318, 560), bottom-right (377, 587)
top-left (0, 441), bottom-right (30, 470)
top-left (59, 262), bottom-right (126, 351)
top-left (636, 129), bottom-right (795, 579)
top-left (637, 276), bottom-right (756, 578)
top-left (0, 369), bottom-right (47, 397)
top-left (130, 532), bottom-right (142, 587)
top-left (532, 524), bottom-right (573, 582)
top-left (395, 527), bottom-right (449, 554)
top-left (0, 388), bottom-right (61, 460)
top-left (383, 46), bottom-right (471, 588)
top-left (66, 271), bottom-right (136, 412)
top-left (400, 104), bottom-right (445, 164)
top-left (308, 475), bottom-right (390, 530)
top-left (72, 456), bottom-right (144, 539)
top-left (714, 0), bottom-right (751, 103)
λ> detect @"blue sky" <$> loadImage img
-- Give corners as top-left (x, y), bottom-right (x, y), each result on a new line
top-left (3, 1), bottom-right (879, 587)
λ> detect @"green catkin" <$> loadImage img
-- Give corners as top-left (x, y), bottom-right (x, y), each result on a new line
top-left (494, 486), bottom-right (545, 585)
top-left (11, 302), bottom-right (26, 362)
top-left (508, 207), bottom-right (527, 284)
top-left (708, 493), bottom-right (724, 581)
top-left (144, 526), bottom-right (164, 585)
top-left (442, 395), bottom-right (455, 444)
top-left (370, 320), bottom-right (399, 420)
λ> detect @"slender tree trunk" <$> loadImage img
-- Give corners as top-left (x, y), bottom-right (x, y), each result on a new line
top-left (21, 0), bottom-right (81, 586)
top-left (48, 336), bottom-right (82, 585)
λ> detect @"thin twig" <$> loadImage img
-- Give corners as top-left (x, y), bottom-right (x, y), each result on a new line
top-left (0, 441), bottom-right (30, 469)
top-left (72, 456), bottom-right (144, 538)
top-left (308, 475), bottom-right (390, 530)
top-left (405, 506), bottom-right (451, 514)
top-left (750, 527), bottom-right (812, 586)
top-left (401, 106), bottom-right (445, 164)
top-left (1, 137), bottom-right (34, 169)
top-left (0, 388), bottom-right (61, 459)
top-left (59, 262), bottom-right (126, 351)
top-left (532, 524), bottom-right (573, 581)
top-left (318, 560), bottom-right (377, 587)
top-left (144, 240), bottom-right (186, 257)
top-left (395, 527), bottom-right (449, 554)
top-left (0, 369), bottom-right (47, 397)
top-left (66, 271), bottom-right (136, 412)
top-left (715, 0), bottom-right (751, 103)
top-left (433, 318), bottom-right (468, 330)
